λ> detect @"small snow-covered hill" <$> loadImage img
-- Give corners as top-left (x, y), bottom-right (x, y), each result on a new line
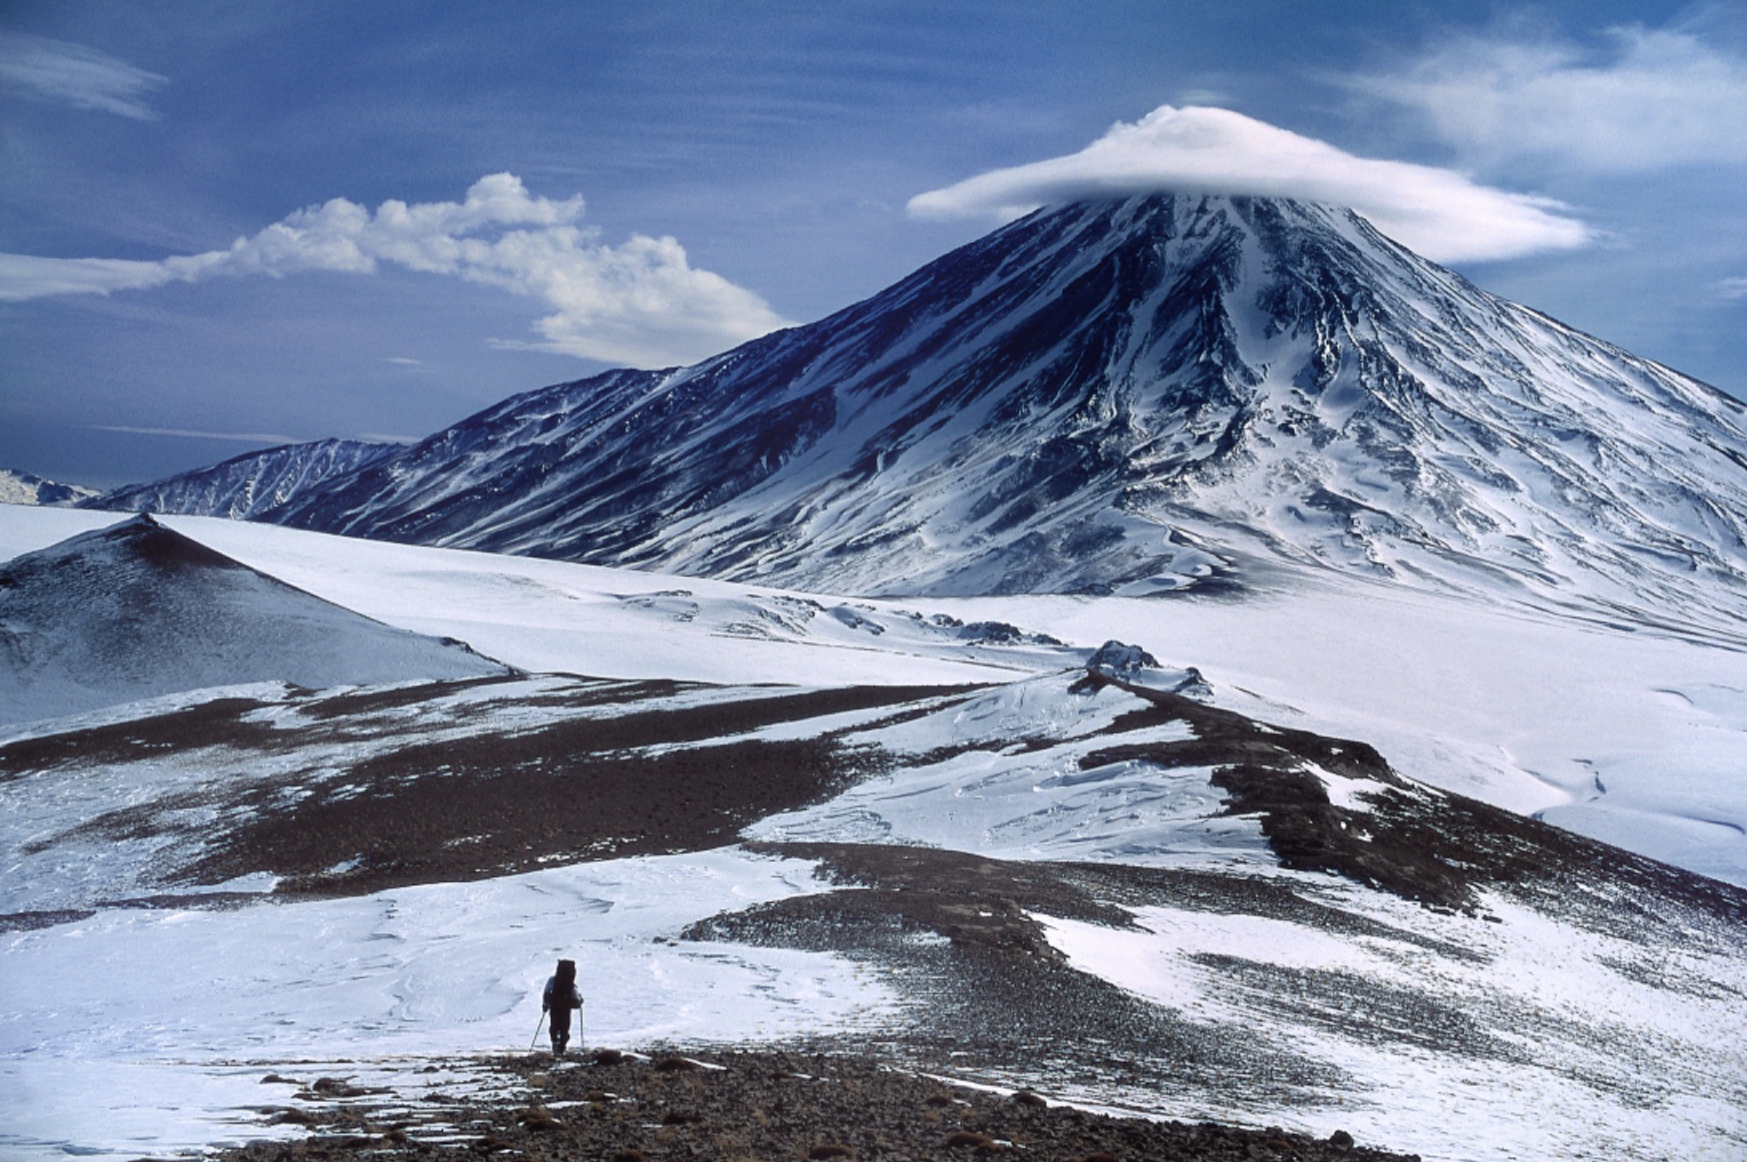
top-left (93, 437), bottom-right (396, 521)
top-left (95, 195), bottom-right (1747, 639)
top-left (0, 514), bottom-right (506, 724)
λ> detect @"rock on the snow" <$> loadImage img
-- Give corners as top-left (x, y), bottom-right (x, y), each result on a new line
top-left (1086, 640), bottom-right (1162, 674)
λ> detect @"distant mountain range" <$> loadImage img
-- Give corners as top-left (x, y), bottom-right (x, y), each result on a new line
top-left (89, 194), bottom-right (1747, 635)
top-left (1, 468), bottom-right (97, 508)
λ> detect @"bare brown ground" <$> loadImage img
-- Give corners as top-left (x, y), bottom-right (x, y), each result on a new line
top-left (199, 684), bottom-right (982, 895)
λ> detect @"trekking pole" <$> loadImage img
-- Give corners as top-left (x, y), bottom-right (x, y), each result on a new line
top-left (529, 1010), bottom-right (547, 1053)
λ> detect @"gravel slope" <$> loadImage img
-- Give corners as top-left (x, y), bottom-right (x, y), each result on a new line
top-left (217, 1048), bottom-right (1421, 1162)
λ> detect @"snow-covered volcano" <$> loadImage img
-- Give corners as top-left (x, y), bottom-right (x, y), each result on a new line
top-left (97, 194), bottom-right (1747, 636)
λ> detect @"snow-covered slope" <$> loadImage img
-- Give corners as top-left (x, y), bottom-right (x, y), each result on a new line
top-left (106, 195), bottom-right (1747, 638)
top-left (0, 468), bottom-right (96, 507)
top-left (3, 506), bottom-right (1746, 1162)
top-left (90, 437), bottom-right (397, 521)
top-left (4, 504), bottom-right (1742, 887)
top-left (0, 513), bottom-right (506, 724)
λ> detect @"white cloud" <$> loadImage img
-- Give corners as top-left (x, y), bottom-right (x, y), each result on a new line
top-left (907, 105), bottom-right (1591, 263)
top-left (0, 174), bottom-right (794, 368)
top-left (0, 31), bottom-right (167, 120)
top-left (1345, 23), bottom-right (1747, 172)
top-left (1719, 277), bottom-right (1747, 300)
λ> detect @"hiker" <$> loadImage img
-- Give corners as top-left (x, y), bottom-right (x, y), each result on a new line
top-left (542, 958), bottom-right (584, 1057)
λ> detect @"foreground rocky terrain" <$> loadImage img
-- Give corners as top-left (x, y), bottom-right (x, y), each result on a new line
top-left (217, 1048), bottom-right (1419, 1162)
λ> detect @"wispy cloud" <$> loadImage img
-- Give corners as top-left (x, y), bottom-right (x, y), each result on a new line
top-left (91, 425), bottom-right (304, 445)
top-left (908, 105), bottom-right (1591, 263)
top-left (1719, 277), bottom-right (1747, 300)
top-left (0, 174), bottom-right (794, 368)
top-left (0, 31), bottom-right (167, 120)
top-left (1344, 22), bottom-right (1747, 172)
top-left (0, 253), bottom-right (178, 297)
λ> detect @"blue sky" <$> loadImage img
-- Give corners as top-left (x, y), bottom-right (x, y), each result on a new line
top-left (3, 1), bottom-right (1745, 488)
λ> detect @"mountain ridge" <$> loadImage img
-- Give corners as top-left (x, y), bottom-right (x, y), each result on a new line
top-left (94, 437), bottom-right (399, 521)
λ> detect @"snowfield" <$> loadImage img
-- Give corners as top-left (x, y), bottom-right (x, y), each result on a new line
top-left (5, 504), bottom-right (1741, 884)
top-left (3, 504), bottom-right (1746, 1162)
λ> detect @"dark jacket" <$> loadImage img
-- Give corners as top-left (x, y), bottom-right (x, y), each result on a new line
top-left (543, 976), bottom-right (582, 1013)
